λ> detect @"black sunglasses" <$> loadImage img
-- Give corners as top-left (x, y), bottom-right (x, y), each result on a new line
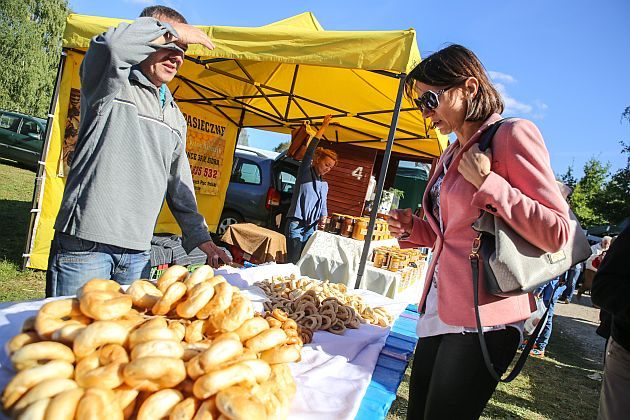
top-left (414, 86), bottom-right (453, 112)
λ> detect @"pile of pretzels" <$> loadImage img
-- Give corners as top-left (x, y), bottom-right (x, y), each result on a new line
top-left (2, 265), bottom-right (302, 420)
top-left (255, 276), bottom-right (393, 336)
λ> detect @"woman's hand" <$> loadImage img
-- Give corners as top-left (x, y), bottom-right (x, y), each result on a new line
top-left (458, 144), bottom-right (492, 189)
top-left (388, 208), bottom-right (413, 239)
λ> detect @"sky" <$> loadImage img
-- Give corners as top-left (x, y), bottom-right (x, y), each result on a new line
top-left (68, 0), bottom-right (630, 178)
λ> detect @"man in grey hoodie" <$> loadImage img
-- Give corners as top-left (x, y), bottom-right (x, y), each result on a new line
top-left (47, 5), bottom-right (231, 297)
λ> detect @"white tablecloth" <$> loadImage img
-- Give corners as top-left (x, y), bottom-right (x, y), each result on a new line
top-left (297, 230), bottom-right (399, 292)
top-left (0, 265), bottom-right (407, 420)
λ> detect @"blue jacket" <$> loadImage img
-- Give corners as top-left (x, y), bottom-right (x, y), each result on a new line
top-left (287, 138), bottom-right (328, 227)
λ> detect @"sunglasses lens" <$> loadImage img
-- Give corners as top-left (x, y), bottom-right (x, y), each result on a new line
top-left (422, 91), bottom-right (439, 109)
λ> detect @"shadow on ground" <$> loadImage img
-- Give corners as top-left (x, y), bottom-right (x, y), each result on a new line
top-left (0, 199), bottom-right (32, 265)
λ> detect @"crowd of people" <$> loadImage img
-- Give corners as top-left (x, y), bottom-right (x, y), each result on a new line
top-left (43, 3), bottom-right (627, 419)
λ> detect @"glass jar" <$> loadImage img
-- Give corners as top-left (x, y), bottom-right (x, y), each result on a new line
top-left (373, 249), bottom-right (385, 268)
top-left (352, 218), bottom-right (369, 240)
top-left (388, 254), bottom-right (402, 272)
top-left (329, 213), bottom-right (343, 234)
top-left (340, 216), bottom-right (355, 238)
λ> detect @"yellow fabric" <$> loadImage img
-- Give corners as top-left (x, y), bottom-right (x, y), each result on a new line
top-left (27, 12), bottom-right (448, 269)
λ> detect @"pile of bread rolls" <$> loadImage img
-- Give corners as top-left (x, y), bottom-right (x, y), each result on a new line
top-left (255, 275), bottom-right (393, 334)
top-left (2, 265), bottom-right (301, 419)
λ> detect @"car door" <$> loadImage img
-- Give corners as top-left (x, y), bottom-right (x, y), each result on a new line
top-left (225, 157), bottom-right (267, 224)
top-left (0, 113), bottom-right (23, 163)
top-left (14, 118), bottom-right (45, 168)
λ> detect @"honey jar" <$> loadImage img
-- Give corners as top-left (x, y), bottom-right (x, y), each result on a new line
top-left (340, 216), bottom-right (355, 238)
top-left (373, 249), bottom-right (386, 268)
top-left (352, 218), bottom-right (369, 240)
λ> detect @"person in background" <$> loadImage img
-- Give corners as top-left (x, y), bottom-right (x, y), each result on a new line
top-left (591, 226), bottom-right (630, 420)
top-left (47, 5), bottom-right (230, 297)
top-left (285, 133), bottom-right (338, 263)
top-left (558, 262), bottom-right (583, 304)
top-left (387, 44), bottom-right (570, 419)
top-left (578, 236), bottom-right (612, 300)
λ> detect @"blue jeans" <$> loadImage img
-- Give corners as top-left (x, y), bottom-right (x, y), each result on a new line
top-left (534, 278), bottom-right (561, 351)
top-left (285, 218), bottom-right (316, 264)
top-left (46, 232), bottom-right (151, 297)
top-left (559, 265), bottom-right (582, 302)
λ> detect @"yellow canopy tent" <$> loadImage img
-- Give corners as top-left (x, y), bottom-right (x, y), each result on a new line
top-left (24, 12), bottom-right (447, 280)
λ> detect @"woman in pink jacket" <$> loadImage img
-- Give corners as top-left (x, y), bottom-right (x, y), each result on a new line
top-left (388, 44), bottom-right (570, 419)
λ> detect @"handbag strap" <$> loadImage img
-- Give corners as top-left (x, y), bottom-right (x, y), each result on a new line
top-left (470, 252), bottom-right (559, 382)
top-left (477, 117), bottom-right (514, 151)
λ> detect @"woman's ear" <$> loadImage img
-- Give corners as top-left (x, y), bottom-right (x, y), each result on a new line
top-left (465, 77), bottom-right (479, 98)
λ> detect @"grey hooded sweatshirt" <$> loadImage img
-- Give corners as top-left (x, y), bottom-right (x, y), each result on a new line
top-left (54, 17), bottom-right (212, 252)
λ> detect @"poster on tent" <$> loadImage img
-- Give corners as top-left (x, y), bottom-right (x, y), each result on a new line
top-left (155, 103), bottom-right (238, 235)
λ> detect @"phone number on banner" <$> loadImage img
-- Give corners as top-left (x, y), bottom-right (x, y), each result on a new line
top-left (191, 166), bottom-right (219, 179)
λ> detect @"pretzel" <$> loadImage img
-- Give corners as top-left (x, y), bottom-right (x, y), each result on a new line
top-left (12, 378), bottom-right (77, 412)
top-left (215, 385), bottom-right (267, 420)
top-left (11, 341), bottom-right (75, 371)
top-left (123, 357), bottom-right (187, 391)
top-left (194, 396), bottom-right (220, 419)
top-left (131, 340), bottom-right (184, 360)
top-left (77, 278), bottom-right (122, 296)
top-left (185, 320), bottom-right (206, 343)
top-left (287, 310), bottom-right (306, 323)
top-left (169, 396), bottom-right (198, 420)
top-left (318, 314), bottom-right (333, 331)
top-left (126, 280), bottom-right (163, 310)
top-left (245, 328), bottom-right (287, 354)
top-left (176, 282), bottom-right (215, 319)
top-left (45, 387), bottom-right (85, 420)
top-left (196, 282), bottom-right (233, 320)
top-left (5, 331), bottom-right (40, 356)
top-left (35, 298), bottom-right (90, 339)
top-left (168, 320), bottom-right (187, 342)
top-left (299, 327), bottom-right (313, 344)
top-left (260, 344), bottom-right (301, 365)
top-left (184, 265), bottom-right (214, 290)
top-left (113, 386), bottom-right (139, 419)
top-left (137, 389), bottom-right (183, 420)
top-left (51, 322), bottom-right (86, 345)
top-left (152, 281), bottom-right (188, 316)
top-left (156, 265), bottom-right (189, 293)
top-left (79, 290), bottom-right (133, 321)
top-left (234, 317), bottom-right (269, 342)
top-left (2, 360), bottom-right (74, 409)
top-left (197, 337), bottom-right (243, 373)
top-left (211, 294), bottom-right (253, 333)
top-left (76, 388), bottom-right (123, 420)
top-left (73, 321), bottom-right (129, 358)
top-left (129, 326), bottom-right (178, 347)
top-left (192, 362), bottom-right (256, 400)
top-left (300, 314), bottom-right (322, 331)
top-left (75, 344), bottom-right (128, 389)
top-left (328, 319), bottom-right (347, 335)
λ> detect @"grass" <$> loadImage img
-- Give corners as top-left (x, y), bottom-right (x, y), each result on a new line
top-left (386, 319), bottom-right (602, 420)
top-left (0, 160), bottom-right (46, 302)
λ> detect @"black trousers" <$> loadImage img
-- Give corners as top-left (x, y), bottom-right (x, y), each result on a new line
top-left (406, 327), bottom-right (520, 420)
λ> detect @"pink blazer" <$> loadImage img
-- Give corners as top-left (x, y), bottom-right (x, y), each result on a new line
top-left (402, 114), bottom-right (570, 327)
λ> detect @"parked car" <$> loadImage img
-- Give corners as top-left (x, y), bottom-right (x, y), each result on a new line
top-left (0, 110), bottom-right (47, 170)
top-left (217, 145), bottom-right (299, 235)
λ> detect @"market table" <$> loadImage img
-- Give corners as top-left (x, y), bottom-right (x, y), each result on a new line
top-left (0, 264), bottom-right (414, 420)
top-left (297, 230), bottom-right (404, 295)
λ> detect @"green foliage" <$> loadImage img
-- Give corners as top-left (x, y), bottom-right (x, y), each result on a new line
top-left (568, 158), bottom-right (610, 227)
top-left (593, 141), bottom-right (630, 225)
top-left (0, 0), bottom-right (70, 118)
top-left (273, 141), bottom-right (290, 153)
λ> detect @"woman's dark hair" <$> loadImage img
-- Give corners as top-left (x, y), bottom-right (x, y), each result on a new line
top-left (405, 44), bottom-right (503, 121)
top-left (140, 5), bottom-right (188, 24)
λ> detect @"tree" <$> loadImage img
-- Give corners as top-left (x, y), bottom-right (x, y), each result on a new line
top-left (237, 128), bottom-right (249, 146)
top-left (558, 161), bottom-right (577, 191)
top-left (568, 158), bottom-right (610, 227)
top-left (0, 0), bottom-right (69, 117)
top-left (594, 141), bottom-right (630, 225)
top-left (273, 141), bottom-right (290, 153)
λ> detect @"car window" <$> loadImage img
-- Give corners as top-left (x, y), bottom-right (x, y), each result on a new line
top-left (19, 120), bottom-right (43, 139)
top-left (278, 170), bottom-right (296, 193)
top-left (0, 114), bottom-right (22, 133)
top-left (231, 158), bottom-right (261, 185)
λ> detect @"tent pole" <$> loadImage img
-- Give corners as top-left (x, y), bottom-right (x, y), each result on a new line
top-left (354, 74), bottom-right (407, 290)
top-left (23, 51), bottom-right (67, 271)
